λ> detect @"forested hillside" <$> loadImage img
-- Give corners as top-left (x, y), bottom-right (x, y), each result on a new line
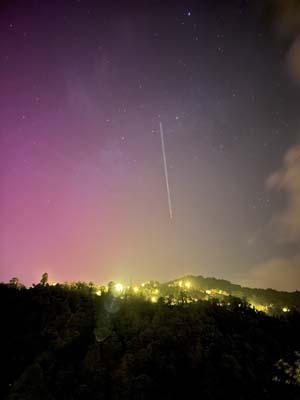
top-left (1, 281), bottom-right (300, 400)
top-left (164, 275), bottom-right (300, 312)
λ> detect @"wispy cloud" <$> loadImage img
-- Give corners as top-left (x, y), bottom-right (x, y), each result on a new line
top-left (267, 0), bottom-right (300, 84)
top-left (246, 254), bottom-right (300, 291)
top-left (267, 145), bottom-right (300, 242)
top-left (245, 145), bottom-right (300, 290)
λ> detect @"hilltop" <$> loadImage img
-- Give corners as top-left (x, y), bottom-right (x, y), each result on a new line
top-left (5, 273), bottom-right (300, 315)
top-left (163, 275), bottom-right (300, 313)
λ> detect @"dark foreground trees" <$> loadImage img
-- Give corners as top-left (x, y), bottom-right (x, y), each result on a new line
top-left (0, 283), bottom-right (299, 400)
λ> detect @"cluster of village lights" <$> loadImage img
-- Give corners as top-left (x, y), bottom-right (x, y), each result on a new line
top-left (94, 281), bottom-right (291, 314)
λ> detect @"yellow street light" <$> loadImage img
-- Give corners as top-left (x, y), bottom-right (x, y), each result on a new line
top-left (115, 283), bottom-right (124, 293)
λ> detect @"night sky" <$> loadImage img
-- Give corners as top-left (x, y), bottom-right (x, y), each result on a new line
top-left (1, 0), bottom-right (300, 290)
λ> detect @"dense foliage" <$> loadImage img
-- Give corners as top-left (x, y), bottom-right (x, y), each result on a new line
top-left (1, 281), bottom-right (300, 400)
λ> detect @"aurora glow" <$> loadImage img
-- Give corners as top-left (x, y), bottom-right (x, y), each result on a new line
top-left (1, 1), bottom-right (300, 290)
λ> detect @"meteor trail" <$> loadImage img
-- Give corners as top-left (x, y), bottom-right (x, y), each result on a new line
top-left (159, 122), bottom-right (173, 220)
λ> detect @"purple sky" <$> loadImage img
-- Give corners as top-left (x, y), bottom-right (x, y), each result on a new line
top-left (1, 1), bottom-right (300, 290)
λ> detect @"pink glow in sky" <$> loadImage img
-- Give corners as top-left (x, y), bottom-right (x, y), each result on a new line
top-left (1, 1), bottom-right (300, 291)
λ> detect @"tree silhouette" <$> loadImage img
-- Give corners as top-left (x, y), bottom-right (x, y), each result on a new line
top-left (40, 272), bottom-right (48, 286)
top-left (9, 277), bottom-right (21, 288)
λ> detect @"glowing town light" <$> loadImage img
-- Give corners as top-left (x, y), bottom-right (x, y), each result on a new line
top-left (96, 290), bottom-right (102, 296)
top-left (205, 290), bottom-right (211, 295)
top-left (151, 296), bottom-right (158, 303)
top-left (178, 280), bottom-right (183, 287)
top-left (133, 286), bottom-right (139, 293)
top-left (282, 307), bottom-right (290, 313)
top-left (154, 288), bottom-right (159, 294)
top-left (185, 281), bottom-right (191, 289)
top-left (115, 283), bottom-right (124, 293)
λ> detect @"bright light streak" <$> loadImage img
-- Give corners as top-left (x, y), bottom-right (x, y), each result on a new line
top-left (159, 122), bottom-right (173, 220)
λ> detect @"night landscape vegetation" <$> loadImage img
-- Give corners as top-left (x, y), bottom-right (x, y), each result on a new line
top-left (1, 274), bottom-right (300, 399)
top-left (1, 0), bottom-right (300, 398)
